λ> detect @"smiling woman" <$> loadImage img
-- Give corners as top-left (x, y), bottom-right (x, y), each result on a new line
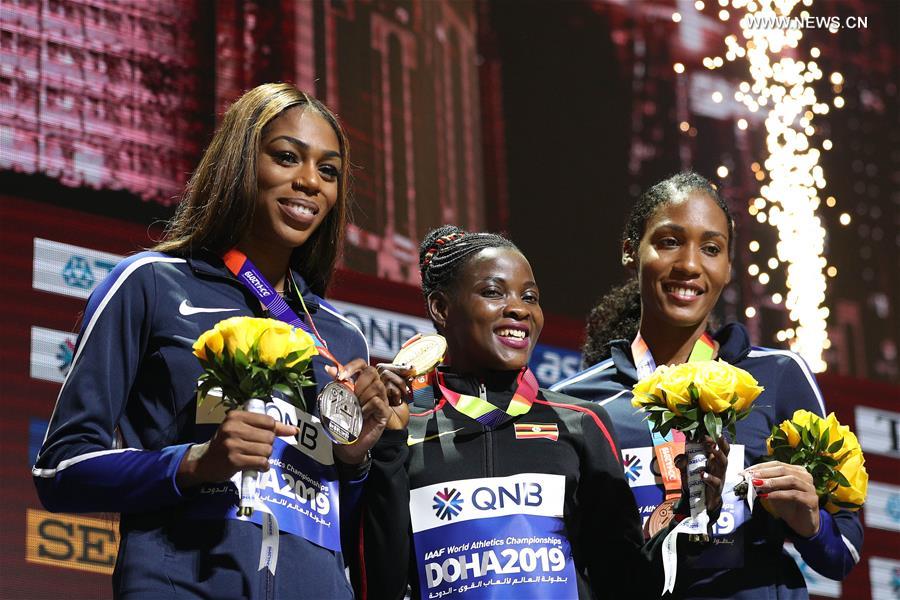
top-left (553, 171), bottom-right (864, 600)
top-left (31, 84), bottom-right (396, 600)
top-left (349, 226), bottom-right (676, 599)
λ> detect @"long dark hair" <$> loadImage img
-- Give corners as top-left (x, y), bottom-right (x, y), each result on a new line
top-left (154, 83), bottom-right (351, 296)
top-left (582, 172), bottom-right (733, 366)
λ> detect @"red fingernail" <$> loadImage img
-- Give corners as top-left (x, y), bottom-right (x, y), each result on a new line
top-left (752, 478), bottom-right (764, 486)
top-left (759, 493), bottom-right (769, 498)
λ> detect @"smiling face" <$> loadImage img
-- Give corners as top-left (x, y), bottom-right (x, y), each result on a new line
top-left (430, 247), bottom-right (544, 377)
top-left (628, 191), bottom-right (732, 336)
top-left (245, 106), bottom-right (343, 253)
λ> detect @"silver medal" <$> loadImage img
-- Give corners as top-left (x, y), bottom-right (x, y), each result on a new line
top-left (316, 381), bottom-right (363, 444)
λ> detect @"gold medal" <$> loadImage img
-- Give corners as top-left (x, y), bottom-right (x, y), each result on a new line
top-left (392, 333), bottom-right (447, 376)
top-left (316, 381), bottom-right (363, 445)
top-left (644, 498), bottom-right (678, 538)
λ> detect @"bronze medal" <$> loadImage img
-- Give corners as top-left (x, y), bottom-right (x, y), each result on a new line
top-left (392, 333), bottom-right (447, 376)
top-left (316, 381), bottom-right (363, 445)
top-left (644, 498), bottom-right (679, 538)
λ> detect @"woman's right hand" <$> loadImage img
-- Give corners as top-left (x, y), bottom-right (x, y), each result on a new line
top-left (377, 364), bottom-right (414, 430)
top-left (176, 410), bottom-right (298, 490)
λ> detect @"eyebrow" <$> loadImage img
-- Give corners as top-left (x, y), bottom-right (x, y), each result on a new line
top-left (656, 223), bottom-right (728, 241)
top-left (271, 135), bottom-right (341, 161)
top-left (480, 276), bottom-right (539, 289)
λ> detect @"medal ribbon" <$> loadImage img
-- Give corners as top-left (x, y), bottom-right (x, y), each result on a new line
top-left (435, 368), bottom-right (539, 428)
top-left (223, 248), bottom-right (343, 370)
top-left (631, 332), bottom-right (716, 500)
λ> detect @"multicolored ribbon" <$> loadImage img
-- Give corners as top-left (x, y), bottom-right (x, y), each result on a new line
top-left (434, 368), bottom-right (539, 428)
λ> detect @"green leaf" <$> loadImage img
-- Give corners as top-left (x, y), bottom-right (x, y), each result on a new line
top-left (827, 438), bottom-right (845, 454)
top-left (688, 383), bottom-right (700, 404)
top-left (704, 411), bottom-right (722, 441)
top-left (682, 408), bottom-right (699, 421)
top-left (661, 410), bottom-right (676, 425)
top-left (832, 470), bottom-right (851, 488)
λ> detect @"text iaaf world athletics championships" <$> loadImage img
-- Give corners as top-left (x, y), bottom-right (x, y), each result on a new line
top-left (743, 15), bottom-right (868, 30)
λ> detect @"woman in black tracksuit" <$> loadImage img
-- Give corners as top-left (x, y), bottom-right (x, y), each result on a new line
top-left (351, 226), bottom-right (727, 600)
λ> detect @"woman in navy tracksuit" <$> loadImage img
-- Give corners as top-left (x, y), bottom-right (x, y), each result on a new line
top-left (552, 172), bottom-right (863, 598)
top-left (32, 83), bottom-right (396, 599)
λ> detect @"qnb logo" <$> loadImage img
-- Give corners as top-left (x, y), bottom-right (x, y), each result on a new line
top-left (56, 339), bottom-right (76, 374)
top-left (623, 453), bottom-right (643, 482)
top-left (432, 487), bottom-right (464, 521)
top-left (472, 482), bottom-right (542, 511)
top-left (62, 256), bottom-right (95, 290)
top-left (887, 493), bottom-right (900, 523)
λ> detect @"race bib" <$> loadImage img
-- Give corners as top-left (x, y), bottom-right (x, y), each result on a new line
top-left (410, 473), bottom-right (577, 599)
top-left (622, 443), bottom-right (747, 568)
top-left (190, 395), bottom-right (341, 551)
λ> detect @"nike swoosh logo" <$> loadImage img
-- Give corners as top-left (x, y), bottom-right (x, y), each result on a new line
top-left (179, 300), bottom-right (240, 316)
top-left (407, 428), bottom-right (464, 446)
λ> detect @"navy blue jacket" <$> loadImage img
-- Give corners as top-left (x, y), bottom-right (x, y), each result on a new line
top-left (32, 250), bottom-right (369, 599)
top-left (551, 323), bottom-right (863, 599)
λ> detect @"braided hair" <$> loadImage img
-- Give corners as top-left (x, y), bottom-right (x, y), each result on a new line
top-left (419, 225), bottom-right (519, 318)
top-left (582, 172), bottom-right (732, 366)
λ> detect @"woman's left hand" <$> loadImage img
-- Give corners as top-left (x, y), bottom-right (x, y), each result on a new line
top-left (326, 360), bottom-right (393, 465)
top-left (745, 461), bottom-right (820, 538)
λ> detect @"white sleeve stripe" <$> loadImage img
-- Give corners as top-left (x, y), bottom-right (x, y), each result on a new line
top-left (747, 348), bottom-right (826, 415)
top-left (32, 448), bottom-right (141, 478)
top-left (841, 534), bottom-right (861, 564)
top-left (548, 358), bottom-right (614, 391)
top-left (38, 256), bottom-right (186, 450)
top-left (599, 389), bottom-right (629, 407)
top-left (319, 304), bottom-right (370, 362)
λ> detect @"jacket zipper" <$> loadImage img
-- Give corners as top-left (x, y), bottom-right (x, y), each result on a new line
top-left (480, 383), bottom-right (494, 478)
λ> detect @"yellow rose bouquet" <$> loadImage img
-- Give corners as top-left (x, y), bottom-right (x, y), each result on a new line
top-left (193, 316), bottom-right (318, 412)
top-left (633, 360), bottom-right (763, 551)
top-left (765, 409), bottom-right (868, 514)
top-left (192, 316), bottom-right (318, 516)
top-left (632, 359), bottom-right (763, 443)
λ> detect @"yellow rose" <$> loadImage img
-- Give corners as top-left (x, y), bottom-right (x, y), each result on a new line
top-left (658, 363), bottom-right (696, 415)
top-left (732, 366), bottom-right (764, 412)
top-left (193, 328), bottom-right (224, 362)
top-left (693, 360), bottom-right (737, 414)
top-left (777, 420), bottom-right (802, 448)
top-left (632, 369), bottom-right (664, 409)
top-left (826, 449), bottom-right (868, 512)
top-left (285, 329), bottom-right (318, 367)
top-left (216, 317), bottom-right (267, 357)
top-left (257, 325), bottom-right (293, 367)
top-left (790, 409), bottom-right (819, 430)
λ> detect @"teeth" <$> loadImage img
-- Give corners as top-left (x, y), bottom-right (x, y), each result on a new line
top-left (497, 328), bottom-right (526, 339)
top-left (666, 285), bottom-right (698, 298)
top-left (282, 200), bottom-right (316, 215)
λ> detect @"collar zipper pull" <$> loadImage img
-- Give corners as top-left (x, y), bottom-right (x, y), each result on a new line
top-left (479, 383), bottom-right (487, 401)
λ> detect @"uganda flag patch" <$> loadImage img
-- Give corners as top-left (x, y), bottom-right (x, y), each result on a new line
top-left (514, 423), bottom-right (559, 441)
